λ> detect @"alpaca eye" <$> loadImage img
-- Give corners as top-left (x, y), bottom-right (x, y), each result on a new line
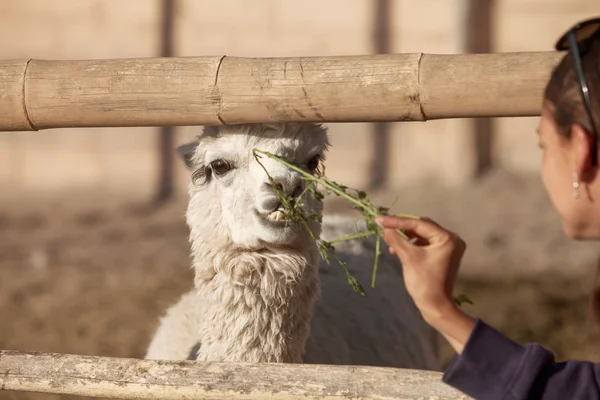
top-left (307, 155), bottom-right (321, 172)
top-left (209, 159), bottom-right (232, 176)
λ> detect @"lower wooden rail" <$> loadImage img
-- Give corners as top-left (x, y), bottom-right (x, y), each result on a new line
top-left (0, 350), bottom-right (471, 399)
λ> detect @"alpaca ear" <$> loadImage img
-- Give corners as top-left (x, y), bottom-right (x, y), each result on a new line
top-left (176, 141), bottom-right (199, 170)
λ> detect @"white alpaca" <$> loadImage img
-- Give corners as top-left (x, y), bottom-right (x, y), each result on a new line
top-left (145, 123), bottom-right (440, 370)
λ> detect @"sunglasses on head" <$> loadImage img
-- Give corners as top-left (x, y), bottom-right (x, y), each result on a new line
top-left (555, 17), bottom-right (600, 165)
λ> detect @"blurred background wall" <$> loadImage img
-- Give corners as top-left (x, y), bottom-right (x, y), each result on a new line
top-left (1, 0), bottom-right (598, 204)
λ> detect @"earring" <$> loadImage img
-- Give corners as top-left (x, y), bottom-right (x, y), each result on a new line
top-left (573, 172), bottom-right (580, 199)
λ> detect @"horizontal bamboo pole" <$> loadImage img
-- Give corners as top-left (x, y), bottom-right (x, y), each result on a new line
top-left (0, 350), bottom-right (470, 400)
top-left (0, 52), bottom-right (563, 131)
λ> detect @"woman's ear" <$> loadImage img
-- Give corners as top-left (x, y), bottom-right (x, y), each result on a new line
top-left (570, 123), bottom-right (595, 182)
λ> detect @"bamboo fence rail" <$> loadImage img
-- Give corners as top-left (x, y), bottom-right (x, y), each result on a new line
top-left (0, 52), bottom-right (563, 131)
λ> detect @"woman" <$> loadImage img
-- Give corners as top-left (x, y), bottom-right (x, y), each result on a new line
top-left (376, 17), bottom-right (600, 399)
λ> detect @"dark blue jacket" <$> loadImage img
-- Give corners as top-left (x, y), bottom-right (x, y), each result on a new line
top-left (443, 319), bottom-right (600, 399)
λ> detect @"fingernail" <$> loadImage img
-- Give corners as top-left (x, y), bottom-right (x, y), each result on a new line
top-left (375, 216), bottom-right (385, 226)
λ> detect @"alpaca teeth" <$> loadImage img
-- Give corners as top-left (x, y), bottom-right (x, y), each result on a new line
top-left (267, 210), bottom-right (287, 222)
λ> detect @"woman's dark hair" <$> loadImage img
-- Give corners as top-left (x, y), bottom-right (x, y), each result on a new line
top-left (544, 39), bottom-right (600, 137)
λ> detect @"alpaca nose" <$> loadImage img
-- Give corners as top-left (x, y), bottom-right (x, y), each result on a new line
top-left (265, 174), bottom-right (303, 198)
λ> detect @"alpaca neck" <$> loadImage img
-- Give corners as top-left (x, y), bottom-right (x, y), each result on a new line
top-left (192, 243), bottom-right (321, 363)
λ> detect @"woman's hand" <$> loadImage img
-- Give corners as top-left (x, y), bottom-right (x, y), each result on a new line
top-left (375, 215), bottom-right (465, 321)
top-left (375, 215), bottom-right (476, 354)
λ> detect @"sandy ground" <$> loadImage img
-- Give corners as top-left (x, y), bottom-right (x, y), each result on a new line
top-left (2, 169), bottom-right (600, 400)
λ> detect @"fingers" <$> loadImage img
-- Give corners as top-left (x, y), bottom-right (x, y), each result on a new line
top-left (382, 228), bottom-right (412, 257)
top-left (376, 215), bottom-right (450, 244)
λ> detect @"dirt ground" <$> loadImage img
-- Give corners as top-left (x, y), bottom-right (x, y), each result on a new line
top-left (2, 169), bottom-right (600, 400)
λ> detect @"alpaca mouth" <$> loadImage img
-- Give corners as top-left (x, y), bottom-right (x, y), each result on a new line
top-left (267, 209), bottom-right (289, 222)
top-left (267, 203), bottom-right (290, 223)
top-left (256, 203), bottom-right (292, 224)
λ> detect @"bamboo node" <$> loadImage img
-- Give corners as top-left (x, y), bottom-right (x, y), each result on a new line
top-left (21, 59), bottom-right (36, 131)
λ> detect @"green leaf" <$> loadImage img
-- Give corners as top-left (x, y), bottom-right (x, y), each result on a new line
top-left (454, 294), bottom-right (474, 307)
top-left (348, 275), bottom-right (366, 296)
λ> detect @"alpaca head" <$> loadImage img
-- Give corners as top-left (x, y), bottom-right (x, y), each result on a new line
top-left (178, 123), bottom-right (330, 253)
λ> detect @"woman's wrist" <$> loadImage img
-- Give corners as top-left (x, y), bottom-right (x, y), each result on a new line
top-left (420, 301), bottom-right (476, 355)
top-left (418, 297), bottom-right (459, 327)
